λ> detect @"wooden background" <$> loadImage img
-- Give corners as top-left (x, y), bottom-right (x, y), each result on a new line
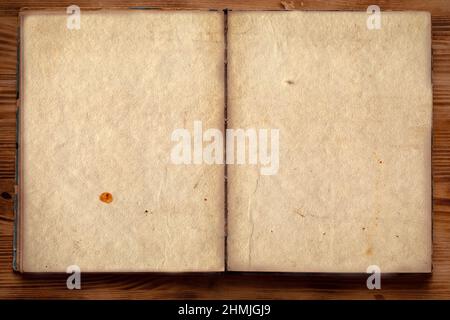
top-left (0, 0), bottom-right (449, 299)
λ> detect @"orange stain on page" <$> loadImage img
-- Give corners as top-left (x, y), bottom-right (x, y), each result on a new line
top-left (99, 192), bottom-right (113, 204)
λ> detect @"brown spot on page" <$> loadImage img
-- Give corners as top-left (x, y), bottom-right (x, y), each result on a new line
top-left (99, 192), bottom-right (113, 204)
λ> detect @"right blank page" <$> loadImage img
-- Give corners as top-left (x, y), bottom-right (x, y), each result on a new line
top-left (227, 11), bottom-right (432, 272)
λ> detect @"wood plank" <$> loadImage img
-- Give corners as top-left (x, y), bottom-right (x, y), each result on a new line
top-left (0, 16), bottom-right (17, 76)
top-left (0, 0), bottom-right (448, 15)
top-left (0, 14), bottom-right (16, 185)
top-left (0, 0), bottom-right (450, 299)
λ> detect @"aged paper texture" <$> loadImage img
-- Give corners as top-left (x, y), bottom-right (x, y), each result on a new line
top-left (227, 11), bottom-right (432, 272)
top-left (20, 10), bottom-right (225, 272)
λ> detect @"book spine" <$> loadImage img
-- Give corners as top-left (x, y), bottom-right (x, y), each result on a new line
top-left (12, 19), bottom-right (22, 273)
top-left (12, 101), bottom-right (19, 272)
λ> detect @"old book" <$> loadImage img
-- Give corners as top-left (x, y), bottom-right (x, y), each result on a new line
top-left (16, 10), bottom-right (432, 273)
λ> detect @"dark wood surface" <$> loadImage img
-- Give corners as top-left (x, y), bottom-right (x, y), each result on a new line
top-left (1, 0), bottom-right (449, 299)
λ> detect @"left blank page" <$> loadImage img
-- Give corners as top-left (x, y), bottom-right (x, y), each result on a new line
top-left (19, 10), bottom-right (225, 272)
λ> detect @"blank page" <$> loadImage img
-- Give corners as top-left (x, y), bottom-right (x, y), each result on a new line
top-left (19, 10), bottom-right (225, 272)
top-left (227, 11), bottom-right (432, 272)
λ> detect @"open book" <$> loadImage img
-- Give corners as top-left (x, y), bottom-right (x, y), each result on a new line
top-left (16, 10), bottom-right (432, 273)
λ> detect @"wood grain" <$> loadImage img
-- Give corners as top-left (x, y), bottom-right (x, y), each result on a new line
top-left (0, 0), bottom-right (448, 15)
top-left (0, 0), bottom-right (449, 299)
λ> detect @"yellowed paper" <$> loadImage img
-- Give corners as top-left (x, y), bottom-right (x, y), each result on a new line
top-left (20, 10), bottom-right (432, 273)
top-left (20, 10), bottom-right (225, 272)
top-left (227, 11), bottom-right (432, 272)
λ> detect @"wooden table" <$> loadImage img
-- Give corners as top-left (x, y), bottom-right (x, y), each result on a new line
top-left (1, 0), bottom-right (449, 299)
